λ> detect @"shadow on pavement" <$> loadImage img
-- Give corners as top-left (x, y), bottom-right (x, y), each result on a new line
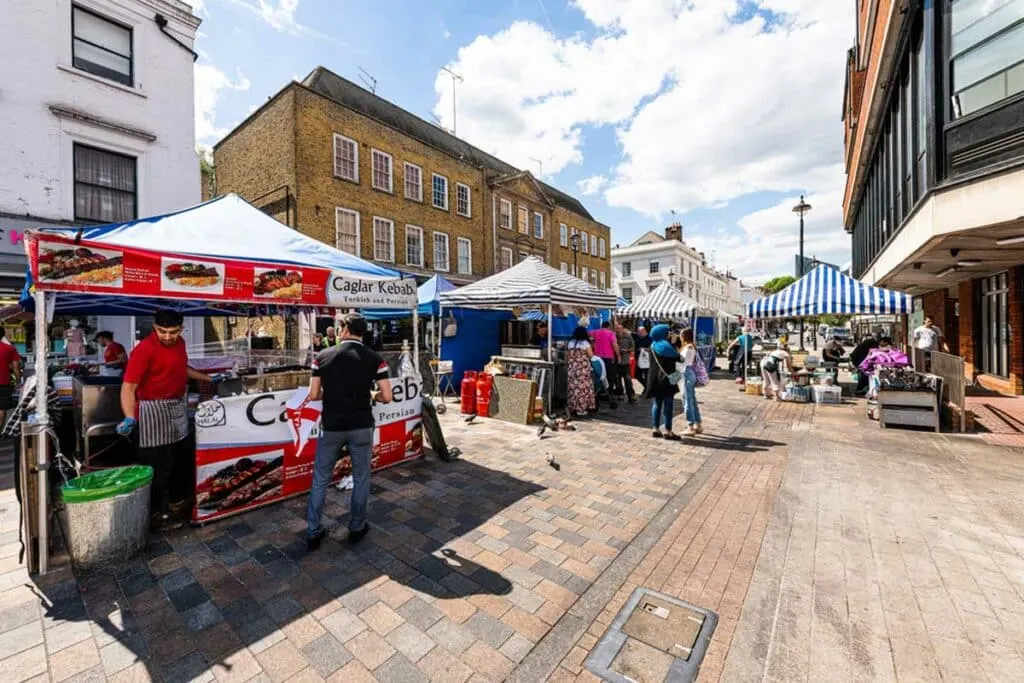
top-left (21, 455), bottom-right (541, 681)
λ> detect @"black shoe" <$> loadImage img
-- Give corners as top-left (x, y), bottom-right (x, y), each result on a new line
top-left (347, 525), bottom-right (369, 544)
top-left (307, 529), bottom-right (325, 552)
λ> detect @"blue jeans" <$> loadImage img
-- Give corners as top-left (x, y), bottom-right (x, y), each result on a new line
top-left (650, 396), bottom-right (673, 431)
top-left (683, 366), bottom-right (701, 425)
top-left (306, 427), bottom-right (373, 537)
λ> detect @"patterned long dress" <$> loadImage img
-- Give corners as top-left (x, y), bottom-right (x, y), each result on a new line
top-left (567, 342), bottom-right (596, 413)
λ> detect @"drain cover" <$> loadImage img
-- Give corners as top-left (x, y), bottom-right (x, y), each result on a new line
top-left (585, 588), bottom-right (718, 683)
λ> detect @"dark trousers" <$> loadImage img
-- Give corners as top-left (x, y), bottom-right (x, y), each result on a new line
top-left (138, 437), bottom-right (191, 516)
top-left (600, 357), bottom-right (617, 394)
top-left (855, 370), bottom-right (870, 395)
top-left (615, 363), bottom-right (635, 399)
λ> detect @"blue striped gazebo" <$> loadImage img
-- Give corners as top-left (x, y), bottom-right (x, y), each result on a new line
top-left (747, 264), bottom-right (912, 319)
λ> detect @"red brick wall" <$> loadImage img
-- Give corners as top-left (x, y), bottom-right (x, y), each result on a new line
top-left (959, 280), bottom-right (975, 380)
top-left (922, 289), bottom-right (947, 332)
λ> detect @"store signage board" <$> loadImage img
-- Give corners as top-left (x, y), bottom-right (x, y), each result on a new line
top-left (192, 379), bottom-right (423, 522)
top-left (25, 234), bottom-right (414, 309)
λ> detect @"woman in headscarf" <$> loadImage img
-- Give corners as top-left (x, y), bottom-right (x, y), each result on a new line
top-left (643, 324), bottom-right (681, 439)
top-left (567, 326), bottom-right (597, 415)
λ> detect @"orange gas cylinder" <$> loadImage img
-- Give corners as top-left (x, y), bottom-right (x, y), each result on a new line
top-left (476, 373), bottom-right (494, 417)
top-left (460, 371), bottom-right (478, 414)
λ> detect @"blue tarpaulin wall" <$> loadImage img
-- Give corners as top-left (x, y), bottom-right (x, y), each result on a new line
top-left (517, 309), bottom-right (612, 337)
top-left (439, 308), bottom-right (514, 385)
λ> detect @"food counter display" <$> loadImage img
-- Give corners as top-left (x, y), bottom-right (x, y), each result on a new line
top-left (192, 374), bottom-right (423, 523)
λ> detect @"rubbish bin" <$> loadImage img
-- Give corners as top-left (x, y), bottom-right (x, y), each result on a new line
top-left (61, 465), bottom-right (153, 570)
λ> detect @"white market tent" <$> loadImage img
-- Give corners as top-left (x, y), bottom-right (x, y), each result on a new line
top-left (439, 256), bottom-right (617, 309)
top-left (23, 194), bottom-right (417, 574)
top-left (746, 264), bottom-right (912, 319)
top-left (618, 282), bottom-right (707, 320)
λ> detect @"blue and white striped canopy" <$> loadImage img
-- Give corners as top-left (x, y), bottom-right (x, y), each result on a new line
top-left (747, 264), bottom-right (912, 319)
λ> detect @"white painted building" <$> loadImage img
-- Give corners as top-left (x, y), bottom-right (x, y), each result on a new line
top-left (611, 223), bottom-right (745, 340)
top-left (0, 0), bottom-right (203, 349)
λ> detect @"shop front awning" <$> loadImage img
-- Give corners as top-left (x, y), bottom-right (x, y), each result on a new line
top-left (747, 264), bottom-right (912, 319)
top-left (618, 282), bottom-right (707, 319)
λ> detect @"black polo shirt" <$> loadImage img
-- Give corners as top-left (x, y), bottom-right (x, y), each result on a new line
top-left (312, 340), bottom-right (390, 431)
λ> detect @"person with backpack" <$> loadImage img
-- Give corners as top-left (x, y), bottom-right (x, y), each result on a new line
top-left (643, 324), bottom-right (681, 440)
top-left (679, 329), bottom-right (704, 436)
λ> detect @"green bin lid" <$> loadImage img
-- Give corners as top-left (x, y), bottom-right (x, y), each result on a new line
top-left (62, 465), bottom-right (154, 504)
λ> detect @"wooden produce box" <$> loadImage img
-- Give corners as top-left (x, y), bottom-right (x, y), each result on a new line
top-left (878, 390), bottom-right (939, 432)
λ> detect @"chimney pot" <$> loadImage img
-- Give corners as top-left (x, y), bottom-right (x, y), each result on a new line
top-left (664, 222), bottom-right (683, 242)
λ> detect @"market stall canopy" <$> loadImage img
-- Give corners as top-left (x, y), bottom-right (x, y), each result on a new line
top-left (21, 193), bottom-right (416, 315)
top-left (746, 264), bottom-right (912, 319)
top-left (618, 282), bottom-right (706, 319)
top-left (438, 256), bottom-right (617, 308)
top-left (363, 274), bottom-right (457, 320)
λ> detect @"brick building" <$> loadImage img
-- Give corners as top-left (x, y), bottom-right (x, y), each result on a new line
top-left (842, 0), bottom-right (1024, 395)
top-left (213, 67), bottom-right (611, 289)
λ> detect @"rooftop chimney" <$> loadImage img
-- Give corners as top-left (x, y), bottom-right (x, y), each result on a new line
top-left (664, 222), bottom-right (683, 242)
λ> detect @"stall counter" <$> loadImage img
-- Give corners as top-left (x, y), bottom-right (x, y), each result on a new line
top-left (191, 376), bottom-right (424, 523)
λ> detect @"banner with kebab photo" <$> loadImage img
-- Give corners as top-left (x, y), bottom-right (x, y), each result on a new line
top-left (191, 380), bottom-right (423, 523)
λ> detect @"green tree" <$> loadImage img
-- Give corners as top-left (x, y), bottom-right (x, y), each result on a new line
top-left (761, 275), bottom-right (796, 294)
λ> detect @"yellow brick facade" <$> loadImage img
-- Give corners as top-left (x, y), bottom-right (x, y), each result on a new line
top-left (213, 80), bottom-right (612, 286)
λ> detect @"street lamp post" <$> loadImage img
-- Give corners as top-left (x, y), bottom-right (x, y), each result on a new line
top-left (570, 232), bottom-right (580, 278)
top-left (668, 268), bottom-right (676, 288)
top-left (792, 195), bottom-right (812, 350)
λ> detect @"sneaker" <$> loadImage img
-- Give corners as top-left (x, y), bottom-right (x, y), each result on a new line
top-left (652, 430), bottom-right (663, 438)
top-left (694, 424), bottom-right (704, 434)
top-left (347, 525), bottom-right (369, 545)
top-left (307, 529), bottom-right (325, 552)
top-left (682, 427), bottom-right (697, 437)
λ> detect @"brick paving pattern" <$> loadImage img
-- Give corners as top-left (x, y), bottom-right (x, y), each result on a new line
top-left (3, 376), bottom-right (1024, 682)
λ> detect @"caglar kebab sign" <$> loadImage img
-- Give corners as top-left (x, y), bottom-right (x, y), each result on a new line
top-left (328, 272), bottom-right (417, 308)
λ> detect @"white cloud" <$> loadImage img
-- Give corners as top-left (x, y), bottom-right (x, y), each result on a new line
top-left (224, 0), bottom-right (344, 43)
top-left (194, 63), bottom-right (251, 144)
top-left (436, 0), bottom-right (855, 278)
top-left (188, 0), bottom-right (206, 17)
top-left (687, 187), bottom-right (851, 281)
top-left (578, 174), bottom-right (608, 196)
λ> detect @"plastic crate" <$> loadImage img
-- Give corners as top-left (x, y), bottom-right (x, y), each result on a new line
top-left (812, 385), bottom-right (842, 404)
top-left (785, 385), bottom-right (811, 403)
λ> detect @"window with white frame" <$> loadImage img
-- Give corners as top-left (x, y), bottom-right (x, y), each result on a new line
top-left (622, 286), bottom-right (633, 302)
top-left (456, 183), bottom-right (471, 217)
top-left (649, 261), bottom-right (660, 274)
top-left (559, 223), bottom-right (568, 247)
top-left (433, 232), bottom-right (450, 271)
top-left (501, 247), bottom-right (513, 270)
top-left (432, 174), bottom-right (448, 209)
top-left (457, 237), bottom-right (472, 274)
top-left (591, 271), bottom-right (598, 287)
top-left (371, 149), bottom-right (392, 192)
top-left (560, 262), bottom-right (568, 273)
top-left (372, 217), bottom-right (394, 262)
top-left (599, 237), bottom-right (606, 258)
top-left (72, 6), bottom-right (133, 86)
top-left (622, 262), bottom-right (632, 276)
top-left (333, 134), bottom-right (358, 181)
top-left (590, 235), bottom-right (598, 256)
top-left (599, 271), bottom-right (606, 289)
top-left (499, 199), bottom-right (512, 229)
top-left (517, 206), bottom-right (529, 234)
top-left (581, 231), bottom-right (589, 253)
top-left (533, 213), bottom-right (544, 239)
top-left (404, 163), bottom-right (422, 201)
top-left (335, 207), bottom-right (360, 255)
top-left (405, 225), bottom-right (424, 267)
top-left (582, 266), bottom-right (589, 282)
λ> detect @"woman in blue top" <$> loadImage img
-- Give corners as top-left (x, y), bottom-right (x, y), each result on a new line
top-left (642, 324), bottom-right (681, 440)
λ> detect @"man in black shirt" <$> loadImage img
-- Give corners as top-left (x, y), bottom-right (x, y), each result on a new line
top-left (849, 333), bottom-right (878, 396)
top-left (306, 313), bottom-right (393, 550)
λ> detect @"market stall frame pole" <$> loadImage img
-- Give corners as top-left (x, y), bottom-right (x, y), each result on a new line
top-left (412, 307), bottom-right (420, 374)
top-left (33, 288), bottom-right (49, 574)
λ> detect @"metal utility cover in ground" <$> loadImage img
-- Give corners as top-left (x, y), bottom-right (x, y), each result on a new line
top-left (585, 588), bottom-right (718, 683)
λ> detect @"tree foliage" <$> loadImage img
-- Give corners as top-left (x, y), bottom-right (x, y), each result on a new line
top-left (761, 275), bottom-right (796, 294)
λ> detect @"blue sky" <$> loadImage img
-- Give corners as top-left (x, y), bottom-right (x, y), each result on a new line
top-left (193, 0), bottom-right (853, 282)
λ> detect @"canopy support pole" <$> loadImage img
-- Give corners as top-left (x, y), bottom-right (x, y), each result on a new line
top-left (33, 288), bottom-right (49, 575)
top-left (438, 306), bottom-right (444, 358)
top-left (412, 307), bottom-right (420, 375)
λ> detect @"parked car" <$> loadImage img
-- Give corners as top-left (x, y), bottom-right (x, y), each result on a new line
top-left (827, 327), bottom-right (853, 345)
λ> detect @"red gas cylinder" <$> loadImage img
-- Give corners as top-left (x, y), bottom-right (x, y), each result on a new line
top-left (476, 373), bottom-right (494, 417)
top-left (460, 371), bottom-right (478, 414)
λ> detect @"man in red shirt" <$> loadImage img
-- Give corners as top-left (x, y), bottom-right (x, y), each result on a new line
top-left (0, 328), bottom-right (22, 426)
top-left (118, 310), bottom-right (214, 526)
top-left (93, 331), bottom-right (127, 377)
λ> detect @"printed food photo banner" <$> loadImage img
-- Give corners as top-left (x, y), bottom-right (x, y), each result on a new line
top-left (192, 377), bottom-right (424, 522)
top-left (25, 234), bottom-right (418, 309)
